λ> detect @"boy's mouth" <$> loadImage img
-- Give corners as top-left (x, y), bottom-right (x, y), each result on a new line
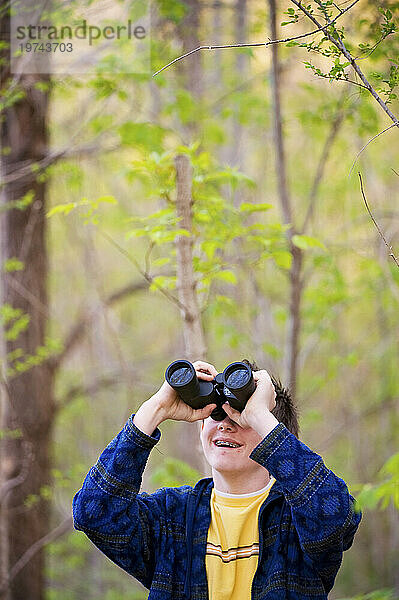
top-left (213, 438), bottom-right (242, 449)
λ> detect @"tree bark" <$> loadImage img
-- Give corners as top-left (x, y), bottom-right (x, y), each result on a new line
top-left (177, 0), bottom-right (202, 141)
top-left (0, 62), bottom-right (53, 600)
top-left (174, 154), bottom-right (208, 473)
top-left (0, 3), bottom-right (54, 597)
top-left (174, 154), bottom-right (206, 361)
top-left (268, 0), bottom-right (302, 399)
top-left (178, 0), bottom-right (202, 101)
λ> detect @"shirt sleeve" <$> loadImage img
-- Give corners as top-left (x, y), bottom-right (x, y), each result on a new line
top-left (249, 423), bottom-right (362, 588)
top-left (72, 415), bottom-right (165, 589)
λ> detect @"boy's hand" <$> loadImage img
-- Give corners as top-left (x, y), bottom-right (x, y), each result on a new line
top-left (222, 370), bottom-right (279, 436)
top-left (133, 361), bottom-right (218, 436)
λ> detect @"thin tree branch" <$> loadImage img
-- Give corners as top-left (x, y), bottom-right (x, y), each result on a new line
top-left (349, 124), bottom-right (398, 176)
top-left (302, 91), bottom-right (347, 232)
top-left (49, 279), bottom-right (150, 371)
top-left (0, 440), bottom-right (33, 505)
top-left (306, 70), bottom-right (368, 91)
top-left (0, 142), bottom-right (118, 188)
top-left (321, 397), bottom-right (398, 450)
top-left (152, 0), bottom-right (360, 77)
top-left (358, 172), bottom-right (399, 267)
top-left (98, 230), bottom-right (188, 312)
top-left (0, 516), bottom-right (73, 594)
top-left (55, 372), bottom-right (122, 412)
top-left (290, 0), bottom-right (399, 126)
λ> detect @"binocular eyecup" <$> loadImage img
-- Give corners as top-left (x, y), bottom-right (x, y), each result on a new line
top-left (165, 359), bottom-right (256, 421)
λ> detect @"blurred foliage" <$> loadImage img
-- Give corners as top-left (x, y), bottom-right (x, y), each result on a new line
top-left (151, 457), bottom-right (200, 488)
top-left (1, 0), bottom-right (398, 598)
top-left (337, 589), bottom-right (399, 600)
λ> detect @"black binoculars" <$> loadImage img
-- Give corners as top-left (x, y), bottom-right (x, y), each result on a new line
top-left (165, 359), bottom-right (257, 421)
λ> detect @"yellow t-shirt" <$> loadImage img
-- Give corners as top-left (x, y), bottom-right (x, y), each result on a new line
top-left (205, 477), bottom-right (276, 600)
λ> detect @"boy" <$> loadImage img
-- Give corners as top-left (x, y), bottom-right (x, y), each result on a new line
top-left (73, 360), bottom-right (361, 599)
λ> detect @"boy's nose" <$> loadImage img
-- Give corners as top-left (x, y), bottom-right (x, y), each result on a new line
top-left (217, 417), bottom-right (236, 431)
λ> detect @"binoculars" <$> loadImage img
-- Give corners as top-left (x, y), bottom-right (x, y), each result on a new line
top-left (165, 359), bottom-right (257, 421)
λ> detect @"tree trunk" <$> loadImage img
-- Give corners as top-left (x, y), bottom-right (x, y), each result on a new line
top-left (268, 0), bottom-right (302, 399)
top-left (177, 0), bottom-right (202, 140)
top-left (230, 0), bottom-right (248, 174)
top-left (174, 154), bottom-right (208, 473)
top-left (178, 0), bottom-right (202, 101)
top-left (0, 8), bottom-right (53, 597)
top-left (174, 154), bottom-right (206, 361)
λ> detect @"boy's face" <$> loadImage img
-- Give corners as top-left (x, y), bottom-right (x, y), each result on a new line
top-left (200, 415), bottom-right (264, 476)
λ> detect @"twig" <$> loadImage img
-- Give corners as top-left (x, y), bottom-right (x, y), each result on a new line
top-left (152, 0), bottom-right (360, 77)
top-left (290, 0), bottom-right (399, 127)
top-left (0, 143), bottom-right (114, 188)
top-left (0, 440), bottom-right (33, 505)
top-left (358, 172), bottom-right (399, 267)
top-left (302, 90), bottom-right (347, 232)
top-left (55, 372), bottom-right (122, 412)
top-left (349, 124), bottom-right (398, 176)
top-left (49, 279), bottom-right (150, 370)
top-left (99, 230), bottom-right (188, 312)
top-left (0, 516), bottom-right (73, 594)
top-left (321, 396), bottom-right (398, 450)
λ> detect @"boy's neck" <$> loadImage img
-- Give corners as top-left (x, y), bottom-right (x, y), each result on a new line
top-left (212, 468), bottom-right (271, 495)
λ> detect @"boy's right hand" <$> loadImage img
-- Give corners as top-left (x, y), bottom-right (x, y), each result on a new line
top-left (133, 361), bottom-right (218, 436)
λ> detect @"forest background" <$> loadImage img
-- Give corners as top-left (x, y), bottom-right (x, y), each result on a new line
top-left (0, 0), bottom-right (398, 599)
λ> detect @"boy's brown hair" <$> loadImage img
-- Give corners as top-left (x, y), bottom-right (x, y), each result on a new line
top-left (242, 359), bottom-right (300, 438)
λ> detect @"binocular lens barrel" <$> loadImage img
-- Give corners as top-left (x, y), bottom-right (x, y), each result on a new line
top-left (165, 360), bottom-right (200, 403)
top-left (223, 362), bottom-right (255, 411)
top-left (168, 366), bottom-right (193, 386)
top-left (225, 367), bottom-right (250, 389)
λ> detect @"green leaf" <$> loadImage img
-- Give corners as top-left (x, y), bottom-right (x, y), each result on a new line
top-left (273, 250), bottom-right (292, 270)
top-left (47, 202), bottom-right (79, 217)
top-left (3, 258), bottom-right (24, 272)
top-left (201, 240), bottom-right (219, 259)
top-left (149, 275), bottom-right (176, 291)
top-left (214, 270), bottom-right (237, 284)
top-left (239, 202), bottom-right (273, 213)
top-left (292, 234), bottom-right (326, 250)
top-left (118, 122), bottom-right (165, 152)
top-left (0, 428), bottom-right (22, 440)
top-left (379, 452), bottom-right (399, 478)
top-left (151, 457), bottom-right (199, 487)
top-left (152, 257), bottom-right (171, 267)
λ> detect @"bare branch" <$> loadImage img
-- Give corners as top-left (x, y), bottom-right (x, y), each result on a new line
top-left (302, 91), bottom-right (347, 232)
top-left (0, 440), bottom-right (33, 505)
top-left (0, 142), bottom-right (117, 188)
top-left (49, 279), bottom-right (150, 371)
top-left (0, 516), bottom-right (73, 594)
top-left (152, 0), bottom-right (361, 77)
top-left (55, 372), bottom-right (122, 412)
top-left (98, 230), bottom-right (188, 312)
top-left (321, 397), bottom-right (398, 450)
top-left (358, 172), bottom-right (399, 268)
top-left (349, 124), bottom-right (398, 176)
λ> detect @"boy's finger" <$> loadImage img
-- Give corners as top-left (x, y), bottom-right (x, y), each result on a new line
top-left (193, 361), bottom-right (218, 377)
top-left (193, 404), bottom-right (217, 420)
top-left (195, 370), bottom-right (215, 381)
top-left (222, 402), bottom-right (241, 423)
